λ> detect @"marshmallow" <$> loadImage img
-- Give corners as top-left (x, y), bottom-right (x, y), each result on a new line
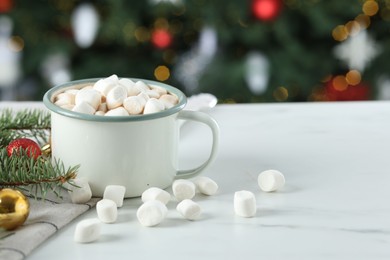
top-left (64, 88), bottom-right (79, 95)
top-left (81, 85), bottom-right (93, 90)
top-left (137, 92), bottom-right (149, 105)
top-left (96, 199), bottom-right (118, 223)
top-left (126, 85), bottom-right (141, 97)
top-left (75, 88), bottom-right (101, 110)
top-left (234, 190), bottom-right (256, 218)
top-left (106, 85), bottom-right (127, 110)
top-left (123, 96), bottom-right (144, 115)
top-left (103, 185), bottom-right (126, 207)
top-left (151, 85), bottom-right (168, 96)
top-left (72, 101), bottom-right (96, 115)
top-left (194, 176), bottom-right (218, 196)
top-left (118, 78), bottom-right (135, 88)
top-left (97, 102), bottom-right (108, 113)
top-left (141, 187), bottom-right (171, 205)
top-left (159, 94), bottom-right (178, 109)
top-left (74, 218), bottom-right (101, 243)
top-left (172, 179), bottom-right (196, 201)
top-left (143, 98), bottom-right (164, 114)
top-left (60, 104), bottom-right (75, 110)
top-left (93, 79), bottom-right (116, 97)
top-left (104, 107), bottom-right (129, 116)
top-left (134, 80), bottom-right (150, 92)
top-left (94, 111), bottom-right (105, 116)
top-left (144, 89), bottom-right (160, 99)
top-left (258, 169), bottom-right (285, 192)
top-left (137, 200), bottom-right (168, 227)
top-left (176, 199), bottom-right (201, 220)
top-left (55, 92), bottom-right (75, 106)
top-left (105, 74), bottom-right (119, 84)
top-left (67, 178), bottom-right (92, 204)
top-left (119, 78), bottom-right (140, 96)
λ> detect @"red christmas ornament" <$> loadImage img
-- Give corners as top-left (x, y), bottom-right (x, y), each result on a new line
top-left (252, 0), bottom-right (282, 21)
top-left (325, 78), bottom-right (370, 101)
top-left (151, 29), bottom-right (172, 49)
top-left (7, 138), bottom-right (42, 159)
top-left (0, 0), bottom-right (13, 13)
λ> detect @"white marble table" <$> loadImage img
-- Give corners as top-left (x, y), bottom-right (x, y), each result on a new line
top-left (5, 101), bottom-right (390, 259)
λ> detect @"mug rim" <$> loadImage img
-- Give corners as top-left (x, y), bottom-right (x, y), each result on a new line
top-left (43, 78), bottom-right (187, 122)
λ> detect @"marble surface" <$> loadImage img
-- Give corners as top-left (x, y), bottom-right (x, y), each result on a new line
top-left (5, 101), bottom-right (390, 259)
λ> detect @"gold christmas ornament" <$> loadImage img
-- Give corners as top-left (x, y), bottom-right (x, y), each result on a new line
top-left (0, 188), bottom-right (30, 231)
top-left (41, 142), bottom-right (51, 157)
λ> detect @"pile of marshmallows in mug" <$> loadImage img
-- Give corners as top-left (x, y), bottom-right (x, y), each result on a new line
top-left (72, 169), bottom-right (285, 243)
top-left (54, 74), bottom-right (179, 116)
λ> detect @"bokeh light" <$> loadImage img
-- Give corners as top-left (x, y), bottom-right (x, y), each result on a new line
top-left (8, 36), bottom-right (24, 52)
top-left (332, 25), bottom-right (348, 41)
top-left (273, 86), bottom-right (288, 101)
top-left (332, 75), bottom-right (348, 91)
top-left (363, 0), bottom-right (379, 16)
top-left (154, 65), bottom-right (170, 81)
top-left (346, 70), bottom-right (361, 86)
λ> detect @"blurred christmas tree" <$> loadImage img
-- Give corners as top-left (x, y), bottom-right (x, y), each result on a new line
top-left (1, 0), bottom-right (389, 102)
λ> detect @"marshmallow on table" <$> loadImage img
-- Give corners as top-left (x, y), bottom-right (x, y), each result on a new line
top-left (66, 178), bottom-right (92, 204)
top-left (74, 218), bottom-right (101, 243)
top-left (103, 185), bottom-right (126, 207)
top-left (234, 190), bottom-right (257, 218)
top-left (137, 200), bottom-right (168, 227)
top-left (172, 179), bottom-right (196, 201)
top-left (75, 88), bottom-right (101, 110)
top-left (106, 85), bottom-right (127, 110)
top-left (123, 96), bottom-right (144, 115)
top-left (258, 169), bottom-right (285, 192)
top-left (104, 107), bottom-right (129, 116)
top-left (176, 199), bottom-right (201, 220)
top-left (193, 176), bottom-right (218, 196)
top-left (143, 98), bottom-right (165, 114)
top-left (141, 187), bottom-right (171, 205)
top-left (96, 199), bottom-right (118, 223)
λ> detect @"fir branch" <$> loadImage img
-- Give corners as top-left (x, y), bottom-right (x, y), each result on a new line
top-left (0, 109), bottom-right (79, 199)
top-left (0, 109), bottom-right (51, 147)
top-left (0, 149), bottom-right (78, 198)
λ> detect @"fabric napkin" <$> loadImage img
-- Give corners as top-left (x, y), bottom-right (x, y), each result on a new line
top-left (0, 192), bottom-right (99, 260)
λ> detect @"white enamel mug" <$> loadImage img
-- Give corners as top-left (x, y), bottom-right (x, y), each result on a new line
top-left (43, 78), bottom-right (219, 197)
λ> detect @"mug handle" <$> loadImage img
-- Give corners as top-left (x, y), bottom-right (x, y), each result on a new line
top-left (176, 110), bottom-right (219, 178)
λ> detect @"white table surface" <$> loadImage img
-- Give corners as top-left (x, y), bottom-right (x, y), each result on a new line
top-left (3, 101), bottom-right (390, 259)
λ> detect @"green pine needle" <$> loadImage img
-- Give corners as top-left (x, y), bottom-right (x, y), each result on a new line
top-left (0, 109), bottom-right (78, 199)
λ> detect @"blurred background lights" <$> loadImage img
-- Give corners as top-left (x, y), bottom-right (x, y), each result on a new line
top-left (332, 75), bottom-right (348, 91)
top-left (8, 36), bottom-right (24, 52)
top-left (345, 70), bottom-right (361, 86)
top-left (273, 86), bottom-right (288, 101)
top-left (363, 0), bottom-right (379, 16)
top-left (134, 26), bottom-right (150, 42)
top-left (154, 65), bottom-right (170, 81)
top-left (332, 25), bottom-right (348, 41)
top-left (151, 29), bottom-right (172, 49)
